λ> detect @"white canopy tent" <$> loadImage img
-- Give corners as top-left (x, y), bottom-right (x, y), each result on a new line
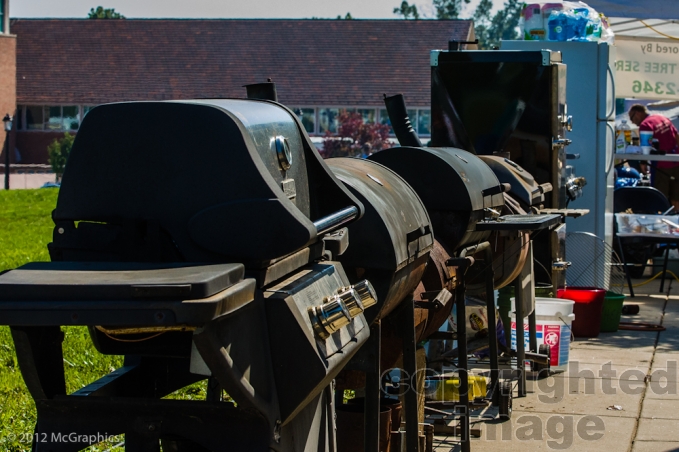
top-left (583, 1), bottom-right (679, 123)
top-left (584, 0), bottom-right (679, 20)
top-left (609, 18), bottom-right (679, 39)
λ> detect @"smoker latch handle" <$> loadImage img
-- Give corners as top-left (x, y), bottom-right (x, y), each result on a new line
top-left (414, 288), bottom-right (453, 311)
top-left (313, 206), bottom-right (359, 235)
top-left (481, 183), bottom-right (511, 197)
top-left (552, 260), bottom-right (571, 271)
top-left (445, 256), bottom-right (475, 271)
top-left (566, 153), bottom-right (580, 160)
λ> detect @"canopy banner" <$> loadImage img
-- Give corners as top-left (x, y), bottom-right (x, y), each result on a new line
top-left (615, 36), bottom-right (679, 100)
top-left (585, 0), bottom-right (679, 20)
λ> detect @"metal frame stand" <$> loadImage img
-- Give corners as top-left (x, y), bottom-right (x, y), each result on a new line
top-left (512, 240), bottom-right (536, 398)
top-left (341, 320), bottom-right (382, 452)
top-left (396, 300), bottom-right (420, 452)
top-left (10, 327), bottom-right (271, 452)
top-left (365, 321), bottom-right (382, 452)
top-left (458, 243), bottom-right (501, 403)
top-left (342, 298), bottom-right (430, 452)
top-left (444, 256), bottom-right (473, 452)
top-left (426, 240), bottom-right (549, 450)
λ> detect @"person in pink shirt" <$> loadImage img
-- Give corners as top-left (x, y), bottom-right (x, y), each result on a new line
top-left (629, 103), bottom-right (679, 209)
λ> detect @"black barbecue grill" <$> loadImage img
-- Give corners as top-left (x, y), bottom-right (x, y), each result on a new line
top-left (327, 157), bottom-right (434, 324)
top-left (0, 99), bottom-right (383, 452)
top-left (369, 146), bottom-right (506, 252)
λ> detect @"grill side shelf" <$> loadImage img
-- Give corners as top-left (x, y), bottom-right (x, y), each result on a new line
top-left (475, 214), bottom-right (562, 231)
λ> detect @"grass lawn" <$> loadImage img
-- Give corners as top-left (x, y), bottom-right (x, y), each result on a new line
top-left (0, 189), bottom-right (207, 451)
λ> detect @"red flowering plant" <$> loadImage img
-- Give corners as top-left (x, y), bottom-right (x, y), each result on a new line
top-left (320, 111), bottom-right (392, 159)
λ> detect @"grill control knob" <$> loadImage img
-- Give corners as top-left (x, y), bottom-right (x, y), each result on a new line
top-left (353, 280), bottom-right (378, 310)
top-left (309, 296), bottom-right (352, 339)
top-left (337, 288), bottom-right (364, 317)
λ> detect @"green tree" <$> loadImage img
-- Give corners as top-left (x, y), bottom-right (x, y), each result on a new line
top-left (433, 0), bottom-right (471, 19)
top-left (88, 6), bottom-right (126, 19)
top-left (336, 12), bottom-right (353, 20)
top-left (473, 0), bottom-right (523, 49)
top-left (393, 1), bottom-right (420, 19)
top-left (47, 133), bottom-right (75, 182)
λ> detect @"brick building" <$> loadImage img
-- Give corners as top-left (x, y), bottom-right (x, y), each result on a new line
top-left (0, 0), bottom-right (15, 168)
top-left (5, 17), bottom-right (475, 164)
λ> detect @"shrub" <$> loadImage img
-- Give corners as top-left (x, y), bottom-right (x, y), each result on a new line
top-left (47, 132), bottom-right (75, 182)
top-left (321, 111), bottom-right (391, 159)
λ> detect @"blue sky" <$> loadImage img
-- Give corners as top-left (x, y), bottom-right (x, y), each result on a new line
top-left (12, 0), bottom-right (497, 19)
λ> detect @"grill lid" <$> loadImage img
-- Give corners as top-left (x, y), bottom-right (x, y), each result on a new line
top-left (369, 146), bottom-right (504, 212)
top-left (52, 100), bottom-right (364, 264)
top-left (369, 146), bottom-right (504, 251)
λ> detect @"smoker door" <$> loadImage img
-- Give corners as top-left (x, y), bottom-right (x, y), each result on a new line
top-left (509, 63), bottom-right (569, 209)
top-left (552, 223), bottom-right (567, 289)
top-left (432, 49), bottom-right (569, 208)
top-left (430, 50), bottom-right (553, 155)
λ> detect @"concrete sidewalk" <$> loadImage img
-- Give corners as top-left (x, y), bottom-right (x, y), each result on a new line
top-left (432, 277), bottom-right (679, 452)
top-left (0, 172), bottom-right (56, 189)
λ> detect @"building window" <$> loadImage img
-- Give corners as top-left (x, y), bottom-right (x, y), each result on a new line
top-left (292, 107), bottom-right (315, 134)
top-left (45, 106), bottom-right (79, 131)
top-left (379, 109), bottom-right (390, 128)
top-left (357, 109), bottom-right (376, 124)
top-left (63, 106), bottom-right (80, 130)
top-left (25, 106), bottom-right (44, 130)
top-left (45, 106), bottom-right (61, 130)
top-left (319, 108), bottom-right (340, 134)
top-left (83, 106), bottom-right (94, 118)
top-left (379, 108), bottom-right (417, 136)
top-left (418, 109), bottom-right (431, 136)
top-left (17, 105), bottom-right (84, 131)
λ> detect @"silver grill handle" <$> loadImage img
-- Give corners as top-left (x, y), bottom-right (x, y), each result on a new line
top-left (313, 206), bottom-right (359, 235)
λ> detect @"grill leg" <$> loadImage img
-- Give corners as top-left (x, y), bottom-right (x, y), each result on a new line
top-left (365, 321), bottom-right (381, 452)
top-left (527, 239), bottom-right (538, 356)
top-left (455, 264), bottom-right (470, 452)
top-left (10, 326), bottom-right (66, 401)
top-left (483, 246), bottom-right (499, 403)
top-left (529, 311), bottom-right (538, 353)
top-left (398, 301), bottom-right (419, 452)
top-left (514, 277), bottom-right (526, 398)
top-left (445, 256), bottom-right (473, 452)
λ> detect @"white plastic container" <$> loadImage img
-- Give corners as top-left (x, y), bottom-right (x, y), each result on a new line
top-left (542, 3), bottom-right (563, 20)
top-left (523, 4), bottom-right (545, 40)
top-left (510, 297), bottom-right (575, 373)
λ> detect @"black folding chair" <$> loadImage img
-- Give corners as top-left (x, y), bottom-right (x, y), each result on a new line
top-left (614, 186), bottom-right (677, 295)
top-left (614, 186), bottom-right (672, 215)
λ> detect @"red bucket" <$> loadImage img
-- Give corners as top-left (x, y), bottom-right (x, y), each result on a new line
top-left (557, 287), bottom-right (606, 338)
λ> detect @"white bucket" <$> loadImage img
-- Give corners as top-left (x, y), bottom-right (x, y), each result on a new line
top-left (510, 297), bottom-right (575, 373)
